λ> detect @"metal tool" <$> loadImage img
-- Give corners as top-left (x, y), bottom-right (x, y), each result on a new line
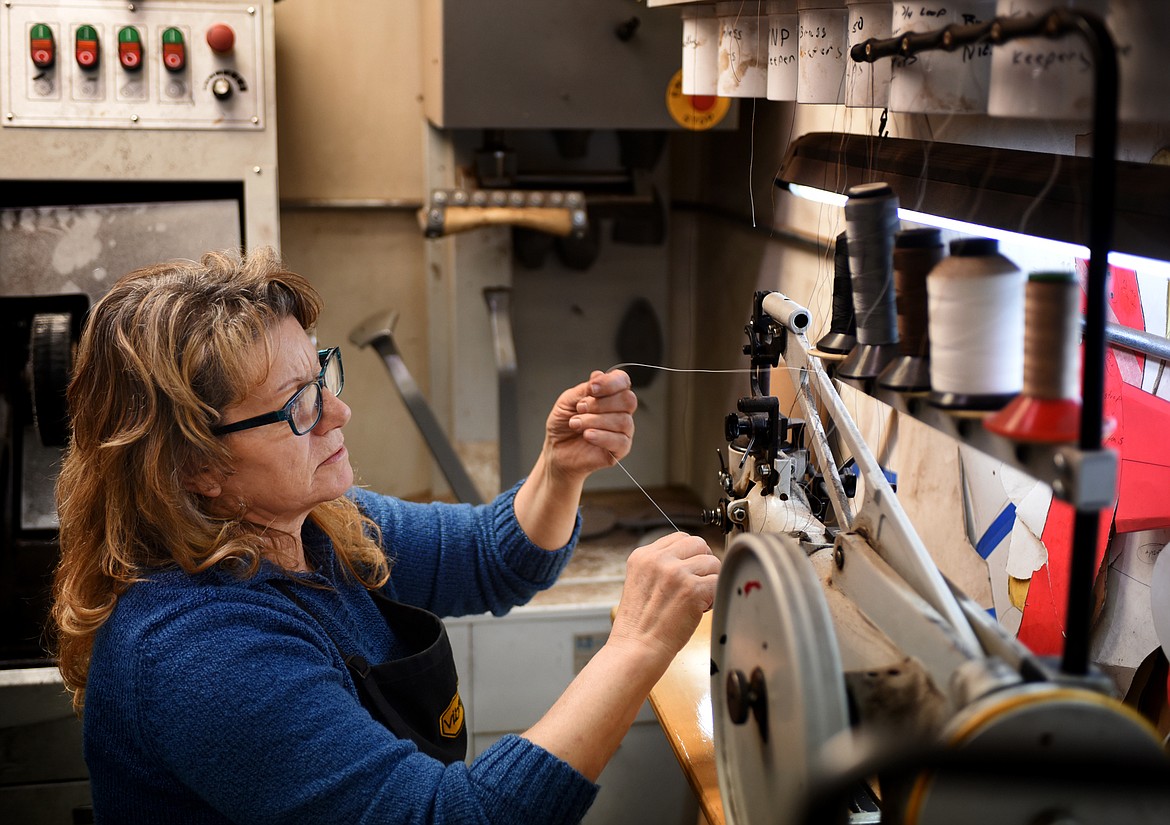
top-left (418, 189), bottom-right (587, 239)
top-left (482, 287), bottom-right (522, 490)
top-left (349, 310), bottom-right (483, 505)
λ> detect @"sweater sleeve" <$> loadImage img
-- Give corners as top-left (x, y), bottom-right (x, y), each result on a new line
top-left (348, 482), bottom-right (580, 617)
top-left (134, 592), bottom-right (597, 825)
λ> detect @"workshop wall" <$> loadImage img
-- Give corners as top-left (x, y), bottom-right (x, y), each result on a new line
top-left (273, 0), bottom-right (432, 498)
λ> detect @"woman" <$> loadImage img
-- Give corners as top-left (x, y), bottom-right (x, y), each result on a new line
top-left (51, 248), bottom-right (720, 824)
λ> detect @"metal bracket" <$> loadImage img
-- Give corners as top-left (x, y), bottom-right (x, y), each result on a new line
top-left (1053, 446), bottom-right (1117, 510)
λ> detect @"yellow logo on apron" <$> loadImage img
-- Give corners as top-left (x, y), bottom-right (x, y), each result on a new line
top-left (440, 691), bottom-right (465, 738)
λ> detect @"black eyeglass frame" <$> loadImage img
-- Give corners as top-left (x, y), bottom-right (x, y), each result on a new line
top-left (212, 347), bottom-right (344, 437)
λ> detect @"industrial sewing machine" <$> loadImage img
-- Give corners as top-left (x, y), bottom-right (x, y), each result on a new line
top-left (705, 290), bottom-right (1170, 825)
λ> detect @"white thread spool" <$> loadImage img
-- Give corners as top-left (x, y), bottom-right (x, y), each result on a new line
top-left (844, 0), bottom-right (892, 108)
top-left (717, 1), bottom-right (768, 98)
top-left (683, 4), bottom-right (720, 96)
top-left (1109, 0), bottom-right (1170, 123)
top-left (796, 0), bottom-right (848, 104)
top-left (927, 237), bottom-right (1025, 410)
top-left (766, 1), bottom-right (800, 101)
top-left (888, 0), bottom-right (996, 113)
top-left (987, 0), bottom-right (1105, 120)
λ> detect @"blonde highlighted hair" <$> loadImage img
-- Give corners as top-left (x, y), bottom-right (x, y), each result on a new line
top-left (51, 247), bottom-right (389, 714)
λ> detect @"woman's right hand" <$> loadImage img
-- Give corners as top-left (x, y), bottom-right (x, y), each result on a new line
top-left (609, 532), bottom-right (721, 667)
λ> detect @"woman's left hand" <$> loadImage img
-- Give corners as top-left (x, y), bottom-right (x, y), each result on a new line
top-left (543, 369), bottom-right (637, 484)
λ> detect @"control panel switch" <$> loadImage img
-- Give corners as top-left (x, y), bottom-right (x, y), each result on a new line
top-left (75, 24), bottom-right (99, 70)
top-left (118, 26), bottom-right (142, 71)
top-left (162, 27), bottom-right (186, 72)
top-left (30, 23), bottom-right (55, 69)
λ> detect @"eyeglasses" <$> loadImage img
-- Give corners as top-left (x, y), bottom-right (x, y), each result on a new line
top-left (212, 348), bottom-right (344, 437)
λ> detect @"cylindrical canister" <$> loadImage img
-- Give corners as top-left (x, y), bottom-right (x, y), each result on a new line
top-left (888, 0), bottom-right (996, 114)
top-left (927, 237), bottom-right (1025, 410)
top-left (844, 0), bottom-right (892, 108)
top-left (796, 0), bottom-right (848, 104)
top-left (1109, 0), bottom-right (1170, 123)
top-left (987, 0), bottom-right (1106, 120)
top-left (717, 1), bottom-right (768, 97)
top-left (766, 1), bottom-right (800, 101)
top-left (682, 4), bottom-right (720, 96)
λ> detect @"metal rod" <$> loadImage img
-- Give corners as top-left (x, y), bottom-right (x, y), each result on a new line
top-left (1107, 323), bottom-right (1170, 363)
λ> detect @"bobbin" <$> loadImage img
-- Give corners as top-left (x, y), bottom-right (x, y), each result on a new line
top-left (927, 237), bottom-right (1024, 411)
top-left (813, 231), bottom-right (856, 358)
top-left (838, 182), bottom-right (900, 383)
top-left (878, 227), bottom-right (945, 393)
top-left (985, 270), bottom-right (1082, 442)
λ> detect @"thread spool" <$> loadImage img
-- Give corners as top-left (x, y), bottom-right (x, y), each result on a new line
top-left (878, 227), bottom-right (945, 392)
top-left (796, 0), bottom-right (848, 104)
top-left (838, 182), bottom-right (901, 382)
top-left (927, 237), bottom-right (1025, 411)
top-left (814, 231), bottom-right (857, 357)
top-left (717, 1), bottom-right (768, 98)
top-left (987, 0), bottom-right (1106, 121)
top-left (766, 1), bottom-right (799, 101)
top-left (888, 0), bottom-right (996, 114)
top-left (682, 4), bottom-right (720, 96)
top-left (844, 0), bottom-right (892, 108)
top-left (985, 271), bottom-right (1082, 442)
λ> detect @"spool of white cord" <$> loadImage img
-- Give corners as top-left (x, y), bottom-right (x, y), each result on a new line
top-left (927, 237), bottom-right (1024, 410)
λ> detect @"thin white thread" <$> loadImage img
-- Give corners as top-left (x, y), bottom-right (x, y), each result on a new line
top-left (608, 361), bottom-right (755, 376)
top-left (609, 454), bottom-right (682, 534)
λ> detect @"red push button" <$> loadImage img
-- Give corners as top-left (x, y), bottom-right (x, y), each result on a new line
top-left (30, 23), bottom-right (55, 69)
top-left (162, 27), bottom-right (185, 71)
top-left (75, 24), bottom-right (99, 69)
top-left (118, 26), bottom-right (142, 70)
top-left (206, 23), bottom-right (235, 54)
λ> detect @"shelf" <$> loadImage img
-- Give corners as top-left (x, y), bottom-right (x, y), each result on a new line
top-left (836, 379), bottom-right (1116, 511)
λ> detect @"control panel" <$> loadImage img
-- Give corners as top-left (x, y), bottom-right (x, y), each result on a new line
top-left (2, 0), bottom-right (267, 130)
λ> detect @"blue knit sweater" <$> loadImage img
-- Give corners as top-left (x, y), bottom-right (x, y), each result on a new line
top-left (83, 484), bottom-right (598, 824)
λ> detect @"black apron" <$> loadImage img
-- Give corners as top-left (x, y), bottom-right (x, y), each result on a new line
top-left (273, 581), bottom-right (467, 764)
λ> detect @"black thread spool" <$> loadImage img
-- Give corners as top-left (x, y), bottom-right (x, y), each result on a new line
top-left (985, 271), bottom-right (1082, 442)
top-left (838, 182), bottom-right (900, 383)
top-left (878, 227), bottom-right (945, 392)
top-left (814, 231), bottom-right (857, 357)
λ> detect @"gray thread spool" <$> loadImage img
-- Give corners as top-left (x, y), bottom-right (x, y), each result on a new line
top-left (815, 231), bottom-right (857, 356)
top-left (878, 227), bottom-right (945, 392)
top-left (838, 182), bottom-right (901, 382)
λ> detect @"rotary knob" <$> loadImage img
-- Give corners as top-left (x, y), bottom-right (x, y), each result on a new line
top-left (211, 76), bottom-right (233, 100)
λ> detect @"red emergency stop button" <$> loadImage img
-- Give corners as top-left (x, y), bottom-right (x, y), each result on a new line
top-left (30, 23), bottom-right (55, 68)
top-left (118, 26), bottom-right (142, 70)
top-left (75, 24), bottom-right (99, 69)
top-left (162, 27), bottom-right (185, 71)
top-left (206, 23), bottom-right (235, 54)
